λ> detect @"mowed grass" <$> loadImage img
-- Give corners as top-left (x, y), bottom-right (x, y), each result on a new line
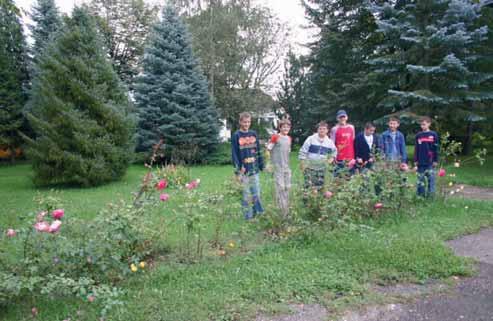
top-left (1, 155), bottom-right (493, 321)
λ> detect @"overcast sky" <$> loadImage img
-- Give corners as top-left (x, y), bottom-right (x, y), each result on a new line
top-left (14, 0), bottom-right (316, 93)
top-left (14, 0), bottom-right (314, 53)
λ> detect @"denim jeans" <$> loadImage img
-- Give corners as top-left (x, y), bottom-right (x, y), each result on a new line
top-left (240, 173), bottom-right (264, 220)
top-left (417, 166), bottom-right (436, 197)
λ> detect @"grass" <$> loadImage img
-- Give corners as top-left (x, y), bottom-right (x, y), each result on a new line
top-left (1, 155), bottom-right (492, 321)
top-left (450, 155), bottom-right (493, 187)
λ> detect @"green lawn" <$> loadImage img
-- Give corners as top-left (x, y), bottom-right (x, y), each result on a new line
top-left (1, 156), bottom-right (492, 321)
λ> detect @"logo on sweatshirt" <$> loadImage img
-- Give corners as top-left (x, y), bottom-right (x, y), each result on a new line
top-left (418, 136), bottom-right (435, 144)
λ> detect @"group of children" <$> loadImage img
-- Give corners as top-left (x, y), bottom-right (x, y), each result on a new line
top-left (231, 111), bottom-right (439, 219)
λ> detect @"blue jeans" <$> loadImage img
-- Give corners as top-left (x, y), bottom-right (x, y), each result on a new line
top-left (417, 166), bottom-right (436, 197)
top-left (240, 173), bottom-right (264, 219)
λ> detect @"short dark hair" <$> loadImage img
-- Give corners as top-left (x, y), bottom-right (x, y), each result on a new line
top-left (317, 121), bottom-right (329, 129)
top-left (388, 116), bottom-right (400, 123)
top-left (365, 122), bottom-right (376, 129)
top-left (278, 118), bottom-right (291, 129)
top-left (420, 116), bottom-right (432, 124)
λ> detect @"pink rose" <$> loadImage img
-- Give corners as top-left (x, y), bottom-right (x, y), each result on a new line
top-left (52, 209), bottom-right (64, 220)
top-left (156, 179), bottom-right (168, 190)
top-left (31, 307), bottom-right (38, 317)
top-left (6, 229), bottom-right (16, 237)
top-left (324, 191), bottom-right (333, 199)
top-left (88, 295), bottom-right (95, 303)
top-left (186, 180), bottom-right (199, 190)
top-left (438, 168), bottom-right (446, 177)
top-left (34, 221), bottom-right (50, 232)
top-left (348, 159), bottom-right (356, 169)
top-left (159, 193), bottom-right (170, 202)
top-left (36, 211), bottom-right (47, 222)
top-left (48, 220), bottom-right (62, 233)
top-left (374, 203), bottom-right (383, 210)
top-left (400, 163), bottom-right (409, 171)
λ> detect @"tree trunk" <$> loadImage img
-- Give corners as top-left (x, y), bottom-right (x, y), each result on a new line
top-left (464, 121), bottom-right (473, 155)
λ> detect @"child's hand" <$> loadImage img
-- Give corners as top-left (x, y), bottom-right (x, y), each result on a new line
top-left (432, 162), bottom-right (438, 168)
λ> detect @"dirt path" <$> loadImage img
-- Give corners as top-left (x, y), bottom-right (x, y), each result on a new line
top-left (256, 184), bottom-right (493, 321)
top-left (449, 184), bottom-right (493, 201)
top-left (341, 229), bottom-right (493, 321)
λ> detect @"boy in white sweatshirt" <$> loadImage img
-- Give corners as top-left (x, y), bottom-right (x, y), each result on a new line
top-left (299, 122), bottom-right (337, 190)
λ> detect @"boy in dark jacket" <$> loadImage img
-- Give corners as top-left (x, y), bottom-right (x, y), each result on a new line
top-left (354, 122), bottom-right (381, 174)
top-left (414, 116), bottom-right (439, 197)
top-left (232, 112), bottom-right (264, 219)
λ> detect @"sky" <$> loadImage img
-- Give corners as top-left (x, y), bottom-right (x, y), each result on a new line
top-left (14, 0), bottom-right (314, 53)
top-left (14, 0), bottom-right (316, 93)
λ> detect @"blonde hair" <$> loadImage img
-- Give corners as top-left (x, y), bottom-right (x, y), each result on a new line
top-left (239, 112), bottom-right (252, 122)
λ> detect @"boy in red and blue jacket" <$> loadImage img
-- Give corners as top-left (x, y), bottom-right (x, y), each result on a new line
top-left (414, 116), bottom-right (439, 197)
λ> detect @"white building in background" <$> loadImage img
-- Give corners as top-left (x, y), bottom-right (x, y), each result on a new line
top-left (218, 112), bottom-right (280, 142)
top-left (218, 119), bottom-right (231, 142)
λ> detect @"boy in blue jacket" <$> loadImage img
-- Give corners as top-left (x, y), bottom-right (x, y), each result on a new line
top-left (414, 116), bottom-right (439, 197)
top-left (232, 112), bottom-right (264, 219)
top-left (381, 117), bottom-right (408, 168)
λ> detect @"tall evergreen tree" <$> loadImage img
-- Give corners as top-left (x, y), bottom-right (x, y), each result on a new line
top-left (277, 52), bottom-right (314, 143)
top-left (28, 0), bottom-right (62, 63)
top-left (24, 7), bottom-right (134, 187)
top-left (303, 0), bottom-right (384, 127)
top-left (0, 0), bottom-right (29, 163)
top-left (134, 5), bottom-right (219, 163)
top-left (370, 0), bottom-right (493, 148)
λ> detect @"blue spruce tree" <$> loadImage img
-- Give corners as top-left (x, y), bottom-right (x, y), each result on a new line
top-left (134, 5), bottom-right (219, 163)
top-left (370, 0), bottom-right (493, 135)
top-left (29, 0), bottom-right (62, 63)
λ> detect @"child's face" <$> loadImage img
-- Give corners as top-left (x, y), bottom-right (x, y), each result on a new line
top-left (388, 120), bottom-right (399, 131)
top-left (338, 115), bottom-right (348, 125)
top-left (239, 117), bottom-right (251, 131)
top-left (317, 126), bottom-right (328, 138)
top-left (365, 126), bottom-right (376, 136)
top-left (279, 124), bottom-right (291, 135)
top-left (420, 121), bottom-right (431, 131)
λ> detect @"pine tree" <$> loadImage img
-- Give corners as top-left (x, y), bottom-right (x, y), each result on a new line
top-left (0, 0), bottom-right (29, 163)
top-left (303, 0), bottom-right (384, 126)
top-left (277, 52), bottom-right (317, 143)
top-left (29, 0), bottom-right (62, 63)
top-left (24, 7), bottom-right (134, 187)
top-left (370, 0), bottom-right (493, 143)
top-left (134, 5), bottom-right (219, 163)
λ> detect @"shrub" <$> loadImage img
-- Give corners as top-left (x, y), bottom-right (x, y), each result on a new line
top-left (0, 185), bottom-right (167, 317)
top-left (204, 142), bottom-right (232, 165)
